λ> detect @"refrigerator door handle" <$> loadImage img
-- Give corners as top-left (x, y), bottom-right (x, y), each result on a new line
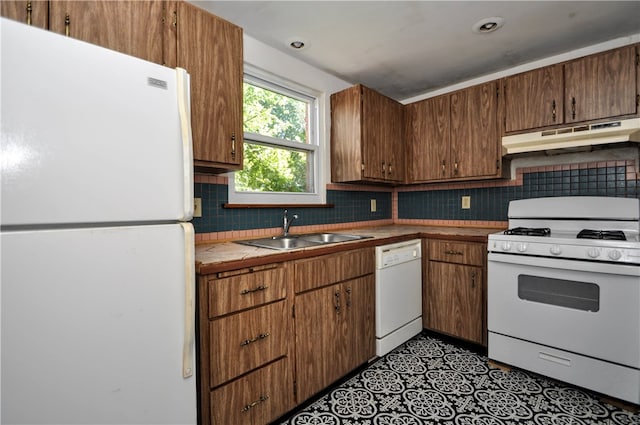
top-left (176, 67), bottom-right (194, 221)
top-left (181, 223), bottom-right (196, 378)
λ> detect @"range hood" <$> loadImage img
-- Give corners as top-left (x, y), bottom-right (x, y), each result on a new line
top-left (502, 118), bottom-right (640, 155)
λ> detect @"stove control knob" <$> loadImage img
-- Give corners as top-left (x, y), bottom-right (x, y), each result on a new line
top-left (608, 249), bottom-right (622, 261)
top-left (501, 241), bottom-right (512, 251)
top-left (587, 248), bottom-right (601, 258)
top-left (517, 243), bottom-right (528, 252)
top-left (550, 245), bottom-right (562, 256)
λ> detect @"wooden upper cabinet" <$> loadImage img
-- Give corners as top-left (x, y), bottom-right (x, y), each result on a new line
top-left (173, 1), bottom-right (243, 172)
top-left (331, 84), bottom-right (404, 183)
top-left (48, 1), bottom-right (165, 65)
top-left (1, 0), bottom-right (49, 28)
top-left (450, 81), bottom-right (500, 179)
top-left (503, 64), bottom-right (564, 133)
top-left (406, 81), bottom-right (500, 183)
top-left (504, 45), bottom-right (638, 134)
top-left (405, 95), bottom-right (450, 182)
top-left (565, 45), bottom-right (638, 124)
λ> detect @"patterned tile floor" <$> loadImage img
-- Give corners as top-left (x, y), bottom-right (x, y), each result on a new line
top-left (279, 333), bottom-right (639, 425)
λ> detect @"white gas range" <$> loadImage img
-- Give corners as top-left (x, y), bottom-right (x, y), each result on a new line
top-left (487, 196), bottom-right (640, 405)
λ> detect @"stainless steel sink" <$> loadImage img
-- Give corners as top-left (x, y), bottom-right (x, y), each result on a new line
top-left (235, 233), bottom-right (371, 250)
top-left (299, 233), bottom-right (370, 244)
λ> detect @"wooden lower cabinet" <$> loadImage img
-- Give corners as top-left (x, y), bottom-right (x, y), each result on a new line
top-left (293, 248), bottom-right (376, 403)
top-left (424, 239), bottom-right (486, 346)
top-left (199, 263), bottom-right (294, 425)
top-left (199, 247), bottom-right (377, 423)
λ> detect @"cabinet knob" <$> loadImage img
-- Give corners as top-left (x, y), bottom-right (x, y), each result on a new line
top-left (441, 160), bottom-right (446, 175)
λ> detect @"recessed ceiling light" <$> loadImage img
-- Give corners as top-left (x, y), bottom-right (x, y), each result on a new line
top-left (286, 36), bottom-right (309, 50)
top-left (472, 17), bottom-right (504, 34)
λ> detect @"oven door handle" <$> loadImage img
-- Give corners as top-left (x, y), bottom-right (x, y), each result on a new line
top-left (488, 252), bottom-right (640, 277)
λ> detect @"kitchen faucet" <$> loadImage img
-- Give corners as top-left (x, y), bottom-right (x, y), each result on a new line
top-left (282, 209), bottom-right (298, 237)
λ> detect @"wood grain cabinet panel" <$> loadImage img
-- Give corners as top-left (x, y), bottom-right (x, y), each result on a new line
top-left (294, 247), bottom-right (375, 293)
top-left (427, 261), bottom-right (483, 344)
top-left (503, 65), bottom-right (564, 132)
top-left (405, 81), bottom-right (501, 183)
top-left (210, 357), bottom-right (293, 425)
top-left (294, 275), bottom-right (375, 403)
top-left (564, 45), bottom-right (638, 124)
top-left (208, 265), bottom-right (286, 317)
top-left (425, 239), bottom-right (486, 346)
top-left (48, 1), bottom-right (165, 65)
top-left (405, 95), bottom-right (450, 182)
top-left (293, 248), bottom-right (375, 403)
top-left (209, 300), bottom-right (290, 387)
top-left (1, 0), bottom-right (49, 28)
top-left (173, 1), bottom-right (243, 172)
top-left (331, 84), bottom-right (404, 183)
top-left (503, 44), bottom-right (638, 133)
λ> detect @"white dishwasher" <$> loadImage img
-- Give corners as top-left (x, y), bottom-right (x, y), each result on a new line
top-left (375, 239), bottom-right (423, 356)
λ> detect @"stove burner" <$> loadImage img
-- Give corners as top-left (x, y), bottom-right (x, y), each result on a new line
top-left (504, 227), bottom-right (551, 237)
top-left (577, 229), bottom-right (627, 241)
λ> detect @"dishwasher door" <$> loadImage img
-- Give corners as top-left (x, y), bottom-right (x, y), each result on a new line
top-left (375, 239), bottom-right (423, 356)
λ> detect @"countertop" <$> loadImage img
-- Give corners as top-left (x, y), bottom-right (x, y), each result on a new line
top-left (195, 224), bottom-right (503, 275)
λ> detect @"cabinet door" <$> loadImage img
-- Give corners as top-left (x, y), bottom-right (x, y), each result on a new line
top-left (1, 0), bottom-right (48, 28)
top-left (405, 95), bottom-right (450, 182)
top-left (504, 65), bottom-right (564, 132)
top-left (177, 1), bottom-right (243, 170)
top-left (342, 276), bottom-right (375, 373)
top-left (450, 81), bottom-right (500, 179)
top-left (330, 85), bottom-right (363, 183)
top-left (48, 1), bottom-right (165, 64)
top-left (565, 46), bottom-right (638, 123)
top-left (427, 261), bottom-right (483, 344)
top-left (294, 284), bottom-right (342, 402)
top-left (386, 98), bottom-right (405, 182)
top-left (362, 86), bottom-right (387, 181)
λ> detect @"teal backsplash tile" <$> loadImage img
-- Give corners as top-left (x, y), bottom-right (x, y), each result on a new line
top-left (398, 164), bottom-right (639, 222)
top-left (192, 187), bottom-right (392, 234)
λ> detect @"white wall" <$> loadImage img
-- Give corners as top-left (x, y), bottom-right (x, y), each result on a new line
top-left (402, 33), bottom-right (640, 104)
top-left (241, 34), bottom-right (352, 190)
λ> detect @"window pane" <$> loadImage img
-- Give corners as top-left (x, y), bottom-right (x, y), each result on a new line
top-left (235, 143), bottom-right (313, 193)
top-left (243, 83), bottom-right (309, 144)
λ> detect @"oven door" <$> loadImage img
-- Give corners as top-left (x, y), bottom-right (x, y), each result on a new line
top-left (488, 252), bottom-right (640, 369)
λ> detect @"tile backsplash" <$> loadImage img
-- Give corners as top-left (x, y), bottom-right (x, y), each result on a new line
top-left (193, 158), bottom-right (639, 241)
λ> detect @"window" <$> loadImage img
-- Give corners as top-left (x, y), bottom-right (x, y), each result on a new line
top-left (228, 72), bottom-right (323, 204)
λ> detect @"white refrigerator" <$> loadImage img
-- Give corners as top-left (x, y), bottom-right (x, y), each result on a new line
top-left (1, 18), bottom-right (197, 424)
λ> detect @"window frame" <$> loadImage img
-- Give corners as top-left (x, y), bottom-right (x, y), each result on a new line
top-left (228, 67), bottom-right (325, 205)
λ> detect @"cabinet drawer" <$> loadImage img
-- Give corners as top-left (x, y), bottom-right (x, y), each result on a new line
top-left (428, 240), bottom-right (484, 266)
top-left (208, 266), bottom-right (286, 317)
top-left (210, 357), bottom-right (293, 425)
top-left (294, 247), bottom-right (374, 293)
top-left (209, 300), bottom-right (290, 387)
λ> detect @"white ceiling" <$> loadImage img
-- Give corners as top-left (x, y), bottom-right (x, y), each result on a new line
top-left (191, 1), bottom-right (640, 101)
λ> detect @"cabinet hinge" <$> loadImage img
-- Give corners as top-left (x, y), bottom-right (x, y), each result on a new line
top-left (496, 87), bottom-right (499, 98)
top-left (636, 53), bottom-right (639, 66)
top-left (292, 304), bottom-right (295, 318)
top-left (293, 380), bottom-right (297, 398)
top-left (496, 159), bottom-right (500, 170)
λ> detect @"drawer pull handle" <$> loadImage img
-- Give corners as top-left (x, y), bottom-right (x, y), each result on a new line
top-left (240, 394), bottom-right (270, 413)
top-left (240, 285), bottom-right (268, 295)
top-left (240, 333), bottom-right (270, 347)
top-left (445, 250), bottom-right (464, 256)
